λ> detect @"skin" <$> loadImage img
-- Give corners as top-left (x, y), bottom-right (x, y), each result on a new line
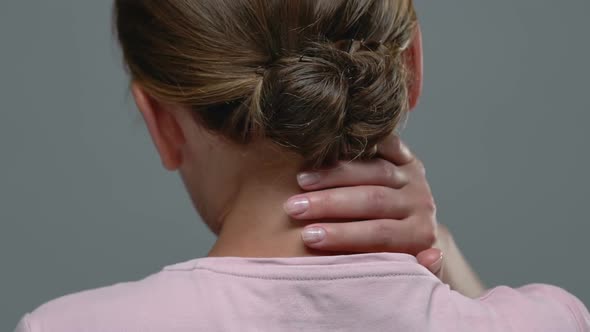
top-left (131, 24), bottom-right (486, 297)
top-left (291, 137), bottom-right (441, 263)
top-left (291, 144), bottom-right (486, 297)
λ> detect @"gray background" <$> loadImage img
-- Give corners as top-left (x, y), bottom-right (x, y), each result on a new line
top-left (1, 0), bottom-right (588, 329)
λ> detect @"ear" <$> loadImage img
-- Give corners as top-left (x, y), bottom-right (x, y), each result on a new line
top-left (406, 24), bottom-right (424, 110)
top-left (131, 83), bottom-right (186, 171)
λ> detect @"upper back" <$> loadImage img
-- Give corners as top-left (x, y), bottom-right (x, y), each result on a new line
top-left (16, 253), bottom-right (589, 332)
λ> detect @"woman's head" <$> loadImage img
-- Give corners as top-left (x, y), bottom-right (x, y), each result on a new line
top-left (115, 0), bottom-right (421, 168)
top-left (114, 0), bottom-right (422, 230)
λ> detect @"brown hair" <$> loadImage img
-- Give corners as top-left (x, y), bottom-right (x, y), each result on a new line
top-left (115, 0), bottom-right (417, 167)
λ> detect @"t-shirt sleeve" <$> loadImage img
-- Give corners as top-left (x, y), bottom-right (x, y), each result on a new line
top-left (478, 284), bottom-right (590, 332)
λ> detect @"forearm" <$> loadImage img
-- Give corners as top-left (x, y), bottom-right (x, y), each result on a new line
top-left (435, 224), bottom-right (487, 299)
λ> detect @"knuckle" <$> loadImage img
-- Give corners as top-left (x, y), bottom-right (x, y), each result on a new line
top-left (320, 191), bottom-right (336, 207)
top-left (372, 221), bottom-right (396, 248)
top-left (311, 192), bottom-right (333, 215)
top-left (421, 195), bottom-right (437, 214)
top-left (399, 140), bottom-right (413, 157)
top-left (417, 223), bottom-right (437, 248)
top-left (377, 160), bottom-right (396, 184)
top-left (414, 159), bottom-right (426, 175)
top-left (367, 187), bottom-right (389, 214)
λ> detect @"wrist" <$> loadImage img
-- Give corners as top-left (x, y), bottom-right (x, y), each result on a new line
top-left (434, 223), bottom-right (453, 253)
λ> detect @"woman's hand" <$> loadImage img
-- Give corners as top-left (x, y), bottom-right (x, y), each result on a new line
top-left (284, 135), bottom-right (443, 274)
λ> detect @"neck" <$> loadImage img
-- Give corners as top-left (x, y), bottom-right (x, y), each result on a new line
top-left (207, 164), bottom-right (326, 258)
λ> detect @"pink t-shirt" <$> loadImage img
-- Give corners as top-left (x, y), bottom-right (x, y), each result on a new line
top-left (15, 253), bottom-right (590, 331)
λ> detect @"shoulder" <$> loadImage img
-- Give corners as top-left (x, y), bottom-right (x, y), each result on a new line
top-left (16, 260), bottom-right (204, 332)
top-left (476, 284), bottom-right (590, 332)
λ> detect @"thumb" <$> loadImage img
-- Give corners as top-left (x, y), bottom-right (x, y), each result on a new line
top-left (416, 248), bottom-right (443, 278)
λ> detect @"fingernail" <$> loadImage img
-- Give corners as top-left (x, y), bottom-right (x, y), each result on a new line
top-left (297, 172), bottom-right (321, 187)
top-left (284, 196), bottom-right (310, 216)
top-left (429, 254), bottom-right (443, 274)
top-left (302, 227), bottom-right (326, 244)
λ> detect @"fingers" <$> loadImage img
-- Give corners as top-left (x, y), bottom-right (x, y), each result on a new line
top-left (297, 159), bottom-right (409, 191)
top-left (377, 135), bottom-right (415, 165)
top-left (300, 222), bottom-right (443, 277)
top-left (416, 248), bottom-right (444, 276)
top-left (284, 186), bottom-right (410, 221)
top-left (300, 217), bottom-right (436, 255)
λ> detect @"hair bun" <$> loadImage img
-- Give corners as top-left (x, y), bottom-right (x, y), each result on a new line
top-left (260, 40), bottom-right (410, 167)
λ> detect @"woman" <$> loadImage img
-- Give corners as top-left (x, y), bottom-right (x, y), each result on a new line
top-left (16, 0), bottom-right (589, 331)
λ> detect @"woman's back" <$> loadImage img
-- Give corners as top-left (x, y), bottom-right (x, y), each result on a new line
top-left (15, 1), bottom-right (590, 331)
top-left (16, 253), bottom-right (589, 331)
